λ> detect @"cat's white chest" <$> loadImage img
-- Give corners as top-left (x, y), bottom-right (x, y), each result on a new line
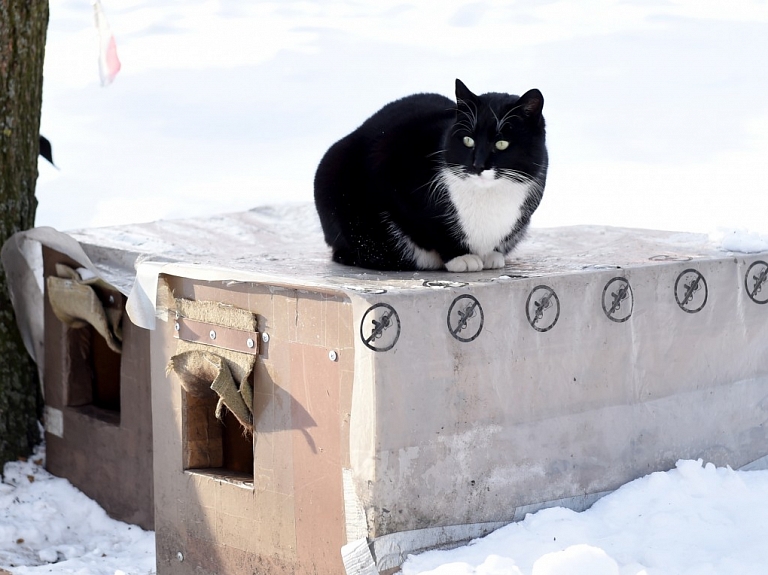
top-left (442, 169), bottom-right (531, 256)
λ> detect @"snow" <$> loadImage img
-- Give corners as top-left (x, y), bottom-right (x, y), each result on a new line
top-left (0, 444), bottom-right (154, 575)
top-left (403, 460), bottom-right (768, 575)
top-left (710, 228), bottom-right (768, 254)
top-left (7, 455), bottom-right (768, 575)
top-left (37, 0), bottom-right (768, 236)
top-left (5, 0), bottom-right (768, 574)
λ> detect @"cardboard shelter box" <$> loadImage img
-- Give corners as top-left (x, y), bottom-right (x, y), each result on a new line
top-left (2, 227), bottom-right (156, 531)
top-left (3, 204), bottom-right (768, 575)
top-left (40, 246), bottom-right (154, 530)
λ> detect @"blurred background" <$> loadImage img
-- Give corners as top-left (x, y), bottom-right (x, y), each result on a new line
top-left (37, 0), bottom-right (768, 234)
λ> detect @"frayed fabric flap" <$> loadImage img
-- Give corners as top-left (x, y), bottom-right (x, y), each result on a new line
top-left (46, 264), bottom-right (123, 353)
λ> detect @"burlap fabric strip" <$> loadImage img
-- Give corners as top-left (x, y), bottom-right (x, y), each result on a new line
top-left (166, 297), bottom-right (256, 434)
top-left (46, 263), bottom-right (123, 353)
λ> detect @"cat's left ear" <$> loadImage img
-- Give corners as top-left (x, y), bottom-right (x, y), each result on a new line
top-left (517, 89), bottom-right (544, 120)
top-left (455, 79), bottom-right (478, 105)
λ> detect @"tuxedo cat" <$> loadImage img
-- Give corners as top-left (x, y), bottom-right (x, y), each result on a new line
top-left (314, 79), bottom-right (547, 272)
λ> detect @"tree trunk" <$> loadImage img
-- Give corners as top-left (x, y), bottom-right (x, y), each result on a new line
top-left (0, 0), bottom-right (48, 467)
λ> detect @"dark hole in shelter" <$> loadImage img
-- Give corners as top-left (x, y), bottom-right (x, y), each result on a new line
top-left (182, 373), bottom-right (254, 481)
top-left (90, 325), bottom-right (121, 411)
top-left (221, 409), bottom-right (255, 475)
top-left (64, 298), bottom-right (124, 417)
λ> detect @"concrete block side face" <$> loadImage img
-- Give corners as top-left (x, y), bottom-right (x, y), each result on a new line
top-left (353, 257), bottom-right (768, 537)
top-left (41, 247), bottom-right (155, 530)
top-left (154, 278), bottom-right (352, 575)
top-left (632, 259), bottom-right (748, 401)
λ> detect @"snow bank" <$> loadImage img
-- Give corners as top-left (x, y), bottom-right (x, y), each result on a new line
top-left (402, 460), bottom-right (768, 575)
top-left (711, 228), bottom-right (768, 254)
top-left (4, 448), bottom-right (768, 574)
top-left (0, 445), bottom-right (155, 575)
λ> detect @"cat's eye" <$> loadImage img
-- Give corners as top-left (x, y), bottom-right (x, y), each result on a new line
top-left (462, 136), bottom-right (475, 148)
top-left (495, 140), bottom-right (510, 151)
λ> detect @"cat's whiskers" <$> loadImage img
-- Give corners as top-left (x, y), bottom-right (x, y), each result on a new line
top-left (423, 172), bottom-right (451, 206)
top-left (456, 98), bottom-right (478, 130)
top-left (451, 119), bottom-right (475, 137)
top-left (496, 167), bottom-right (533, 183)
top-left (440, 164), bottom-right (537, 254)
top-left (496, 168), bottom-right (546, 199)
top-left (428, 164), bottom-right (465, 228)
top-left (495, 105), bottom-right (522, 132)
top-left (421, 157), bottom-right (455, 205)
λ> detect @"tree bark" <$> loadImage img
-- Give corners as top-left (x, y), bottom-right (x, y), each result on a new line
top-left (0, 0), bottom-right (48, 466)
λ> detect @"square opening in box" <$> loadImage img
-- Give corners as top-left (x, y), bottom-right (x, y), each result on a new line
top-left (182, 380), bottom-right (254, 485)
top-left (65, 315), bottom-right (122, 421)
top-left (44, 255), bottom-right (126, 422)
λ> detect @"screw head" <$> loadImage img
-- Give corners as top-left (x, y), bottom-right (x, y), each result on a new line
top-left (177, 552), bottom-right (184, 562)
top-left (261, 332), bottom-right (270, 343)
top-left (246, 338), bottom-right (255, 349)
top-left (329, 350), bottom-right (338, 362)
top-left (209, 330), bottom-right (217, 340)
top-left (108, 294), bottom-right (115, 304)
top-left (174, 322), bottom-right (180, 331)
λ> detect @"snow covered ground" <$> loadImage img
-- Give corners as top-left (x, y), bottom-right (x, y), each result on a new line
top-left (0, 445), bottom-right (155, 575)
top-left (4, 0), bottom-right (768, 574)
top-left (402, 460), bottom-right (768, 575)
top-left (5, 453), bottom-right (768, 575)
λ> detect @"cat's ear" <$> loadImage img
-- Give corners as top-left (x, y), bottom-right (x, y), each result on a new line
top-left (455, 79), bottom-right (478, 105)
top-left (517, 89), bottom-right (544, 119)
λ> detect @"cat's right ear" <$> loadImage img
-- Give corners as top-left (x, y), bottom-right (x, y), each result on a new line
top-left (517, 89), bottom-right (544, 119)
top-left (455, 79), bottom-right (478, 105)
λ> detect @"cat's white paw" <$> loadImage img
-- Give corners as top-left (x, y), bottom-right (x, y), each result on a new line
top-left (445, 254), bottom-right (484, 272)
top-left (482, 251), bottom-right (506, 269)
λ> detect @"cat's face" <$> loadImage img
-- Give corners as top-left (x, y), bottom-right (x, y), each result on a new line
top-left (444, 79), bottom-right (546, 185)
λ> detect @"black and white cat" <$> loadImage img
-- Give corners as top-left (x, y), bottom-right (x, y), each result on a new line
top-left (314, 79), bottom-right (548, 272)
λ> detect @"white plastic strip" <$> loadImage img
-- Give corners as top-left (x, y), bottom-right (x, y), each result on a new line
top-left (370, 522), bottom-right (508, 572)
top-left (510, 490), bottom-right (611, 522)
top-left (126, 260), bottom-right (169, 330)
top-left (43, 406), bottom-right (64, 438)
top-left (1, 227), bottom-right (112, 387)
top-left (343, 468), bottom-right (369, 543)
top-left (369, 490), bottom-right (613, 572)
top-left (739, 453), bottom-right (768, 472)
top-left (341, 538), bottom-right (378, 575)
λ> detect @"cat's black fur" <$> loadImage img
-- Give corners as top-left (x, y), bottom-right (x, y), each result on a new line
top-left (314, 79), bottom-right (548, 272)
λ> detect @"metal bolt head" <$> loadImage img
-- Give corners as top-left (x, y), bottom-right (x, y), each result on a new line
top-left (174, 322), bottom-right (180, 331)
top-left (108, 294), bottom-right (115, 304)
top-left (246, 338), bottom-right (255, 349)
top-left (261, 332), bottom-right (270, 343)
top-left (209, 330), bottom-right (217, 340)
top-left (329, 350), bottom-right (338, 362)
top-left (176, 552), bottom-right (184, 562)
